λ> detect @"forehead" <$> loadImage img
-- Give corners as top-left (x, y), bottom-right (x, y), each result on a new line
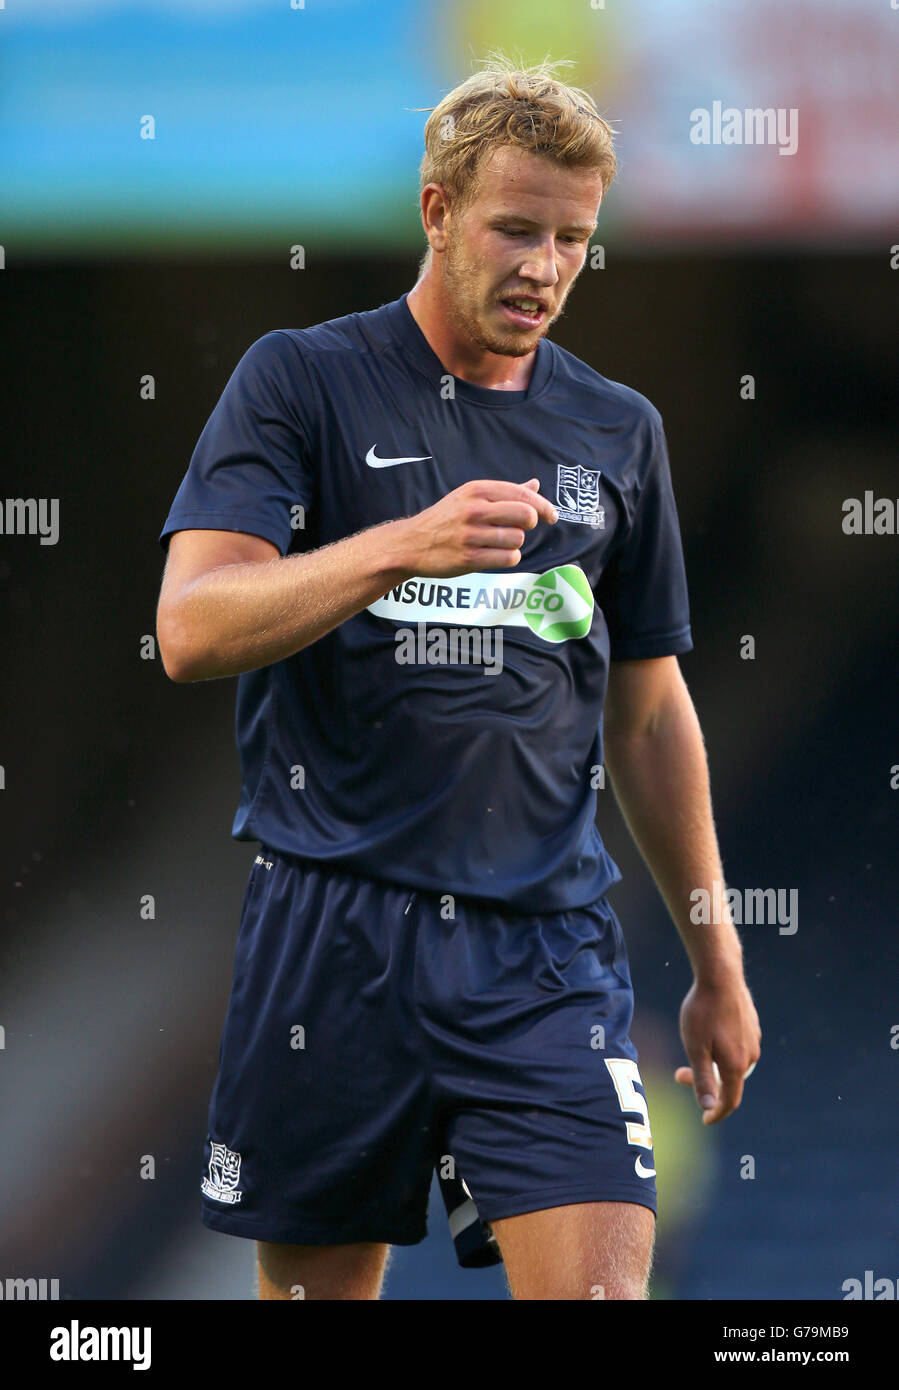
top-left (469, 146), bottom-right (603, 220)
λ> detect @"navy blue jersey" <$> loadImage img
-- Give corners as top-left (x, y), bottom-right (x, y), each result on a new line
top-left (159, 293), bottom-right (692, 911)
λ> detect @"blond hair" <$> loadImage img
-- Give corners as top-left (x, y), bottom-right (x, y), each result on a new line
top-left (417, 54), bottom-right (618, 225)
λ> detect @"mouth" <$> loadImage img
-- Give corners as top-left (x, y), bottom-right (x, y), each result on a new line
top-left (497, 295), bottom-right (548, 329)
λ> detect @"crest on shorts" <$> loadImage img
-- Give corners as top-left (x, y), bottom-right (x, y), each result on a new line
top-left (201, 1141), bottom-right (244, 1204)
top-left (556, 465), bottom-right (605, 528)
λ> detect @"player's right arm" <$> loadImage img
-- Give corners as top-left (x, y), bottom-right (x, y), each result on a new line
top-left (156, 478), bottom-right (556, 682)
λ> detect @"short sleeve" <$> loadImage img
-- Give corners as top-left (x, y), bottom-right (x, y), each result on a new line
top-left (596, 411), bottom-right (693, 659)
top-left (159, 330), bottom-right (315, 555)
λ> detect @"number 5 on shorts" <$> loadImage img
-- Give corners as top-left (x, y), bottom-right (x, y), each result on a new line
top-left (604, 1058), bottom-right (653, 1149)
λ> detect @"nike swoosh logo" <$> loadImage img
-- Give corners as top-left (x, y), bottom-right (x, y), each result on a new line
top-left (634, 1156), bottom-right (656, 1179)
top-left (366, 445), bottom-right (433, 468)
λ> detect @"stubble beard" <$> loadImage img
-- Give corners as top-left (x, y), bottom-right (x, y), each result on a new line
top-left (441, 233), bottom-right (565, 360)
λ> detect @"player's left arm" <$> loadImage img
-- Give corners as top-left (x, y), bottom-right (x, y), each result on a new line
top-left (603, 654), bottom-right (762, 1125)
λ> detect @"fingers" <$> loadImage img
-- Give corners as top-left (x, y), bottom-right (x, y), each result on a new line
top-left (474, 504), bottom-right (544, 531)
top-left (705, 1060), bottom-right (744, 1125)
top-left (464, 548), bottom-right (522, 570)
top-left (465, 478), bottom-right (559, 527)
top-left (682, 1054), bottom-right (720, 1122)
top-left (520, 479), bottom-right (558, 526)
top-left (674, 1060), bottom-right (754, 1124)
top-left (416, 477), bottom-right (557, 579)
top-left (466, 527), bottom-right (526, 552)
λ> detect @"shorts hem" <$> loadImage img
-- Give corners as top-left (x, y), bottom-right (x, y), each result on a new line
top-left (477, 1182), bottom-right (657, 1223)
top-left (201, 1203), bottom-right (428, 1247)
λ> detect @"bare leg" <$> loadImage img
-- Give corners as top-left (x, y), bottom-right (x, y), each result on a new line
top-left (256, 1241), bottom-right (391, 1301)
top-left (490, 1201), bottom-right (655, 1301)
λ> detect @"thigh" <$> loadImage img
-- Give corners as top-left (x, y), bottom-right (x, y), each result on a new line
top-left (203, 856), bottom-right (435, 1247)
top-left (256, 1241), bottom-right (390, 1301)
top-left (491, 1200), bottom-right (655, 1301)
top-left (435, 897), bottom-right (659, 1224)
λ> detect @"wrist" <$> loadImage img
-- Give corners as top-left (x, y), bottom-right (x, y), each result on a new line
top-left (692, 949), bottom-right (745, 989)
top-left (369, 517), bottom-right (419, 586)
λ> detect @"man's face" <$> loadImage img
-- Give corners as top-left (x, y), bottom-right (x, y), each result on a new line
top-left (439, 146), bottom-right (603, 359)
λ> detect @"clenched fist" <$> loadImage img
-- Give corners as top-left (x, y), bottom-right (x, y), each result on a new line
top-left (396, 477), bottom-right (558, 579)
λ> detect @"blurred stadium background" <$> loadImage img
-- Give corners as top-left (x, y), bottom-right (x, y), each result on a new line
top-left (1, 0), bottom-right (896, 1299)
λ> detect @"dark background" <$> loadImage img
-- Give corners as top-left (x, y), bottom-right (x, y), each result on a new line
top-left (1, 252), bottom-right (896, 1298)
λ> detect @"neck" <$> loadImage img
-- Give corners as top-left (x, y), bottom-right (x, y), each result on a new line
top-left (406, 270), bottom-right (537, 392)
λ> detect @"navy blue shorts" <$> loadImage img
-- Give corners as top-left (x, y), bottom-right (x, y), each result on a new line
top-left (200, 851), bottom-right (658, 1246)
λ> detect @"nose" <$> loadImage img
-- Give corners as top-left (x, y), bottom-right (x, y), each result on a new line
top-left (517, 236), bottom-right (560, 289)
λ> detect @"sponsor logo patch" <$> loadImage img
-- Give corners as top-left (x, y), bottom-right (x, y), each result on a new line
top-left (368, 565), bottom-right (595, 644)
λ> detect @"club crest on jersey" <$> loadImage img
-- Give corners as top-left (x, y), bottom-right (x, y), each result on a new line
top-left (201, 1142), bottom-right (243, 1204)
top-left (556, 465), bottom-right (605, 528)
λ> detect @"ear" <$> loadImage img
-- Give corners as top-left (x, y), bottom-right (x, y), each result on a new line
top-left (421, 182), bottom-right (451, 253)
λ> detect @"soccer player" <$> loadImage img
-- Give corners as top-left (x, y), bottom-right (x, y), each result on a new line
top-left (156, 57), bottom-right (761, 1301)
